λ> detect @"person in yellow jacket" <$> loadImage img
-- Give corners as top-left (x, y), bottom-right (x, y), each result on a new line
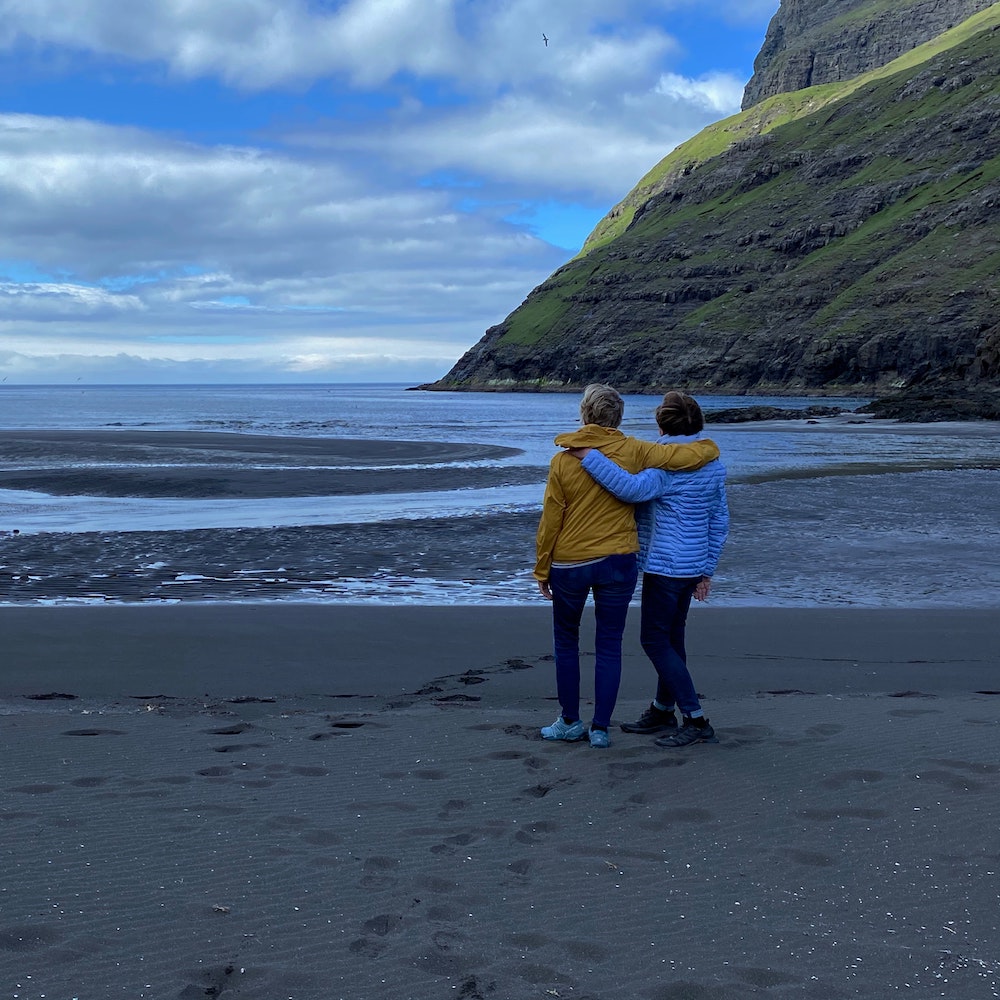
top-left (535, 384), bottom-right (720, 748)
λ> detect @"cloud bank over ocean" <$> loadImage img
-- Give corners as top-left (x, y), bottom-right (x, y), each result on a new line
top-left (0, 0), bottom-right (777, 382)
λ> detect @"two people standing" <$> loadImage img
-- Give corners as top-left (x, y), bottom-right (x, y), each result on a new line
top-left (534, 384), bottom-right (727, 748)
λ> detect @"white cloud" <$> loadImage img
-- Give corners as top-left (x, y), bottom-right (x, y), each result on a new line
top-left (654, 71), bottom-right (746, 115)
top-left (0, 0), bottom-right (761, 90)
top-left (0, 110), bottom-right (559, 292)
top-left (0, 281), bottom-right (145, 318)
top-left (295, 66), bottom-right (744, 200)
top-left (0, 1), bottom-right (777, 380)
top-left (0, 109), bottom-right (565, 380)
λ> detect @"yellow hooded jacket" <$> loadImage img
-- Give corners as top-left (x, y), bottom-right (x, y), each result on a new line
top-left (533, 425), bottom-right (720, 582)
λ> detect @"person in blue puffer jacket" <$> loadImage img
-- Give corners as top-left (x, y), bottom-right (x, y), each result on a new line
top-left (567, 391), bottom-right (729, 748)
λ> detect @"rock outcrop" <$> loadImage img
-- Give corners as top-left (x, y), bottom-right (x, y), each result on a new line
top-left (742, 0), bottom-right (997, 108)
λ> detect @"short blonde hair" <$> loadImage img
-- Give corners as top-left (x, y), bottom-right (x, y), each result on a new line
top-left (580, 383), bottom-right (624, 428)
top-left (655, 391), bottom-right (704, 435)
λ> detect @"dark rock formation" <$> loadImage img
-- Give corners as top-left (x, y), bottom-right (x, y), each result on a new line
top-left (706, 405), bottom-right (847, 424)
top-left (742, 0), bottom-right (997, 108)
top-left (858, 385), bottom-right (1000, 421)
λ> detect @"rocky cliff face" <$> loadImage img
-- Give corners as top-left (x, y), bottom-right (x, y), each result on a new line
top-left (742, 0), bottom-right (997, 108)
top-left (425, 5), bottom-right (1000, 399)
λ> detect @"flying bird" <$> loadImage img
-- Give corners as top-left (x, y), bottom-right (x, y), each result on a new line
top-left (542, 33), bottom-right (548, 46)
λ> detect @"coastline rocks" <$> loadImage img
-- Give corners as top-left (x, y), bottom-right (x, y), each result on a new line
top-left (705, 405), bottom-right (849, 424)
top-left (857, 387), bottom-right (1000, 422)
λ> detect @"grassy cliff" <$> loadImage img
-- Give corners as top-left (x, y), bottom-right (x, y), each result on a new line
top-left (429, 5), bottom-right (1000, 396)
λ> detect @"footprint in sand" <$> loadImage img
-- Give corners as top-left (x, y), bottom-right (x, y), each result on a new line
top-left (805, 723), bottom-right (845, 737)
top-left (914, 769), bottom-right (987, 792)
top-left (511, 820), bottom-right (559, 845)
top-left (360, 855), bottom-right (401, 888)
top-left (797, 806), bottom-right (887, 821)
top-left (785, 847), bottom-right (836, 867)
top-left (61, 728), bottom-right (126, 737)
top-left (268, 815), bottom-right (310, 829)
top-left (362, 913), bottom-right (404, 936)
top-left (519, 778), bottom-right (578, 799)
top-left (656, 983), bottom-right (714, 1000)
top-left (70, 776), bottom-right (109, 788)
top-left (197, 766), bottom-right (235, 778)
top-left (736, 968), bottom-right (799, 988)
top-left (436, 799), bottom-right (467, 820)
top-left (819, 769), bottom-right (885, 789)
top-left (212, 742), bottom-right (269, 753)
top-left (484, 750), bottom-right (528, 761)
top-left (177, 963), bottom-right (246, 999)
top-left (0, 925), bottom-right (62, 951)
top-left (348, 937), bottom-right (386, 958)
top-left (927, 758), bottom-right (1000, 775)
top-left (607, 759), bottom-right (687, 780)
top-left (203, 722), bottom-right (253, 735)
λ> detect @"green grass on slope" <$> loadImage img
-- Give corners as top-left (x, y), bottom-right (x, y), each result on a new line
top-left (671, 152), bottom-right (1000, 337)
top-left (580, 2), bottom-right (1000, 255)
top-left (495, 266), bottom-right (597, 347)
top-left (499, 13), bottom-right (1000, 350)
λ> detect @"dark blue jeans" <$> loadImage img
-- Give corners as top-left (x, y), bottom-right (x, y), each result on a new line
top-left (550, 553), bottom-right (638, 729)
top-left (639, 573), bottom-right (702, 717)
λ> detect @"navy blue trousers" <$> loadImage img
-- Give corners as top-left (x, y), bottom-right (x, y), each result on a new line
top-left (549, 553), bottom-right (638, 729)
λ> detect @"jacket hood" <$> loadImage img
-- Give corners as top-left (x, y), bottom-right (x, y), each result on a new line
top-left (553, 424), bottom-right (626, 448)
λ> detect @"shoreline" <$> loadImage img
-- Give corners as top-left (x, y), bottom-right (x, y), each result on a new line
top-left (4, 467), bottom-right (999, 607)
top-left (3, 604), bottom-right (997, 702)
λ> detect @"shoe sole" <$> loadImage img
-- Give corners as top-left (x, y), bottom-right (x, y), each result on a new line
top-left (541, 732), bottom-right (587, 742)
top-left (620, 724), bottom-right (676, 734)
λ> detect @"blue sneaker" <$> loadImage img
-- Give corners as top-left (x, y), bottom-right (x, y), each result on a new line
top-left (540, 717), bottom-right (586, 741)
top-left (589, 727), bottom-right (610, 749)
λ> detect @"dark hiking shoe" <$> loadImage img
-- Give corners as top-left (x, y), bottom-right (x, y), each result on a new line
top-left (620, 704), bottom-right (677, 735)
top-left (655, 718), bottom-right (718, 748)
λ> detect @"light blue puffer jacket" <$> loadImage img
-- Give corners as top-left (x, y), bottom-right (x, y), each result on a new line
top-left (581, 433), bottom-right (729, 578)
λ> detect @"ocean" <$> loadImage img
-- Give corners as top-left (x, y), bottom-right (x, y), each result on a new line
top-left (2, 383), bottom-right (999, 607)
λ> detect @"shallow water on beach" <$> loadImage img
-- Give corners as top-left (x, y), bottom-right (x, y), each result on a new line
top-left (2, 384), bottom-right (999, 607)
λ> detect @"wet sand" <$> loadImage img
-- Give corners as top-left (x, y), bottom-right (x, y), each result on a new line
top-left (1, 605), bottom-right (998, 998)
top-left (0, 429), bottom-right (535, 498)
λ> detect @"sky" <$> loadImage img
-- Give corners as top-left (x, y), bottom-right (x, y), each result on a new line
top-left (0, 0), bottom-right (780, 384)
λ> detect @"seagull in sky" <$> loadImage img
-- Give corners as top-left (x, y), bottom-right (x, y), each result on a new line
top-left (542, 33), bottom-right (548, 46)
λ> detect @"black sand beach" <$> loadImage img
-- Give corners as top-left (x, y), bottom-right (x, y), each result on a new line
top-left (2, 605), bottom-right (999, 998)
top-left (1, 429), bottom-right (999, 997)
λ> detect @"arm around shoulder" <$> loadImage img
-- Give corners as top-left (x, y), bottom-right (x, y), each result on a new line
top-left (633, 437), bottom-right (719, 472)
top-left (581, 450), bottom-right (669, 503)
